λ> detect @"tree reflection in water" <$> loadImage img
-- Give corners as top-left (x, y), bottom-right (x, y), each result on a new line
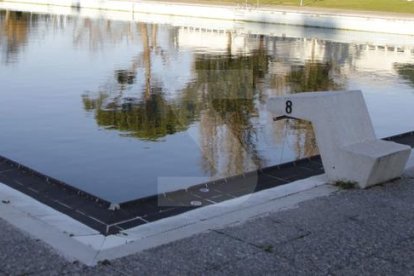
top-left (285, 60), bottom-right (345, 158)
top-left (395, 63), bottom-right (414, 88)
top-left (83, 30), bottom-right (272, 177)
top-left (82, 23), bottom-right (193, 140)
top-left (264, 38), bottom-right (347, 159)
top-left (80, 26), bottom-right (345, 178)
top-left (0, 11), bottom-right (33, 63)
top-left (182, 50), bottom-right (268, 176)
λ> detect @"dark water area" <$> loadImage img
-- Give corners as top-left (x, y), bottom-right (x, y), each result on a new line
top-left (1, 9), bottom-right (413, 202)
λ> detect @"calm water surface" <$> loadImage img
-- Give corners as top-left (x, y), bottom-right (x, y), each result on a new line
top-left (1, 9), bottom-right (414, 203)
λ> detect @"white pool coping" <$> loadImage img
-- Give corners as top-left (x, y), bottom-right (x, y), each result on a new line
top-left (0, 172), bottom-right (335, 266)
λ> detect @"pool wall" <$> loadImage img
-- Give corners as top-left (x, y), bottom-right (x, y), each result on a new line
top-left (1, 0), bottom-right (414, 35)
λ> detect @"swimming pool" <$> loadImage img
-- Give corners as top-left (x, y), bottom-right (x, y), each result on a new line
top-left (1, 8), bottom-right (414, 204)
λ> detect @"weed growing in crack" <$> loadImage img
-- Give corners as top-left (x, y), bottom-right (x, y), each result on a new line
top-left (334, 180), bottom-right (358, 189)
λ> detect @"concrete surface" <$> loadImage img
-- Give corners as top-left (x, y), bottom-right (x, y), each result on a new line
top-left (267, 90), bottom-right (411, 188)
top-left (2, 0), bottom-right (414, 35)
top-left (1, 167), bottom-right (414, 275)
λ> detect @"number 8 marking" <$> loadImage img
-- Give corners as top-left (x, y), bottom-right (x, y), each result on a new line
top-left (285, 100), bottom-right (293, 114)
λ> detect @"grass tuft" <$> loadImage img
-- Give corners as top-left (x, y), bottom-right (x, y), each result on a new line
top-left (263, 244), bottom-right (274, 253)
top-left (334, 180), bottom-right (358, 189)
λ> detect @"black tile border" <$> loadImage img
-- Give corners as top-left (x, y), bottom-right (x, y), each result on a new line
top-left (0, 131), bottom-right (413, 235)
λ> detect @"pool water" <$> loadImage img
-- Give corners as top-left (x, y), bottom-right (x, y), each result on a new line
top-left (1, 8), bottom-right (414, 203)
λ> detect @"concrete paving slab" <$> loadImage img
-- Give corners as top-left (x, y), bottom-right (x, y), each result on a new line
top-left (0, 219), bottom-right (68, 275)
top-left (344, 204), bottom-right (414, 240)
top-left (334, 256), bottom-right (414, 276)
top-left (375, 238), bottom-right (414, 271)
top-left (271, 219), bottom-right (404, 274)
top-left (272, 181), bottom-right (414, 236)
top-left (53, 263), bottom-right (125, 276)
top-left (103, 231), bottom-right (264, 275)
top-left (268, 191), bottom-right (363, 232)
top-left (207, 251), bottom-right (298, 276)
top-left (107, 244), bottom-right (207, 275)
top-left (215, 217), bottom-right (309, 250)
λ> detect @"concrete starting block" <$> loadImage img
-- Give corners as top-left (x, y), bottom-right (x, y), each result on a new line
top-left (267, 90), bottom-right (411, 188)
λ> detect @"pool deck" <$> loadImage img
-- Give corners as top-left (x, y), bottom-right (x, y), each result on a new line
top-left (1, 162), bottom-right (414, 274)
